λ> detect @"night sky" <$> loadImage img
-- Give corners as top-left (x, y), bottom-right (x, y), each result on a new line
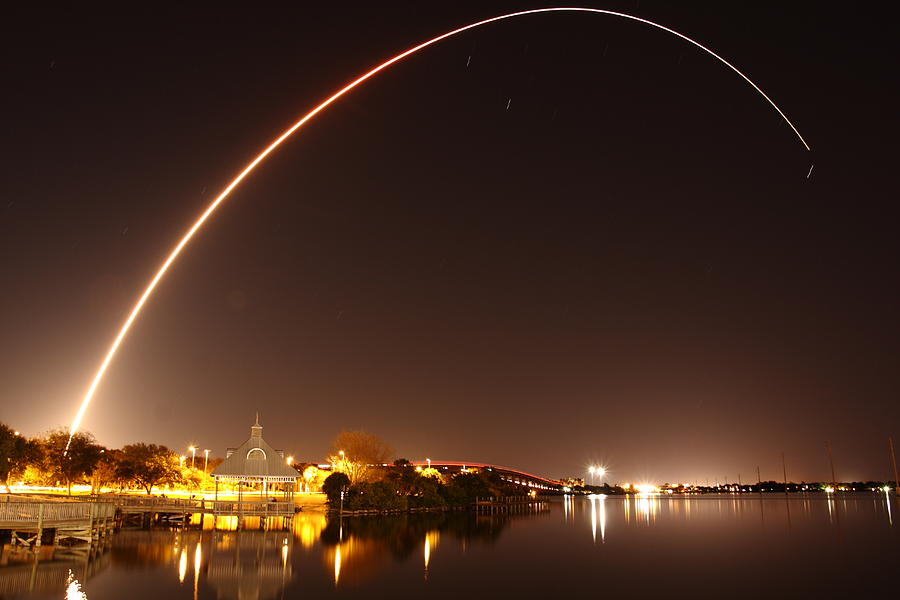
top-left (2, 2), bottom-right (897, 484)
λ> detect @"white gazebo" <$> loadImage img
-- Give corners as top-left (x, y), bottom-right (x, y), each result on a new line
top-left (211, 416), bottom-right (298, 501)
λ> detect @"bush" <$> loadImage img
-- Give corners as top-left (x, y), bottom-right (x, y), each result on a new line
top-left (322, 471), bottom-right (351, 505)
top-left (345, 481), bottom-right (407, 511)
top-left (409, 487), bottom-right (447, 508)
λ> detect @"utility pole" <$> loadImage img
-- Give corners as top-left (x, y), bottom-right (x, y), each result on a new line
top-left (826, 441), bottom-right (837, 487)
top-left (781, 452), bottom-right (789, 494)
top-left (756, 465), bottom-right (762, 496)
top-left (889, 437), bottom-right (899, 494)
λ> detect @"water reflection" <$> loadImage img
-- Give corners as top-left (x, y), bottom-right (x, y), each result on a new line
top-left (206, 530), bottom-right (293, 600)
top-left (65, 570), bottom-right (87, 600)
top-left (177, 547), bottom-right (187, 583)
top-left (423, 530), bottom-right (438, 580)
top-left (0, 540), bottom-right (110, 596)
top-left (321, 511), bottom-right (519, 587)
top-left (2, 495), bottom-right (899, 598)
top-left (193, 541), bottom-right (201, 600)
top-left (588, 495), bottom-right (607, 543)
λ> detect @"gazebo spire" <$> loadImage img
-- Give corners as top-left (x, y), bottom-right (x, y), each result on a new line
top-left (251, 413), bottom-right (262, 439)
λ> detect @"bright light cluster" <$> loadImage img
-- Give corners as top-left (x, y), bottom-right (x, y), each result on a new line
top-left (634, 483), bottom-right (660, 494)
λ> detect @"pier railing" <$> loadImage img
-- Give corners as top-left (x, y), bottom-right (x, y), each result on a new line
top-left (0, 501), bottom-right (115, 525)
top-left (108, 496), bottom-right (296, 516)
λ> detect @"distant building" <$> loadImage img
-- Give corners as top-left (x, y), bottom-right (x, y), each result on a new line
top-left (558, 477), bottom-right (585, 488)
top-left (211, 416), bottom-right (298, 500)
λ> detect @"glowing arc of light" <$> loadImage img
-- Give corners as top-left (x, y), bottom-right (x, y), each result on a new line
top-left (67, 7), bottom-right (810, 446)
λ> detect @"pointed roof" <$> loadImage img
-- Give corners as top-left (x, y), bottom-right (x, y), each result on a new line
top-left (212, 418), bottom-right (298, 481)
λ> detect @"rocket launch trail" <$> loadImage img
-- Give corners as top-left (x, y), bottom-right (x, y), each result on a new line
top-left (66, 7), bottom-right (810, 449)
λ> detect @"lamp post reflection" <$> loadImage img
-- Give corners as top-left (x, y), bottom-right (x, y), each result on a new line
top-left (193, 541), bottom-right (201, 600)
top-left (600, 495), bottom-right (607, 542)
top-left (884, 489), bottom-right (893, 527)
top-left (178, 547), bottom-right (187, 583)
top-left (334, 544), bottom-right (342, 586)
top-left (424, 530), bottom-right (439, 580)
top-left (589, 495), bottom-right (608, 544)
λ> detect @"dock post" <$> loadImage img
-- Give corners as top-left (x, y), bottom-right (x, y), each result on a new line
top-left (35, 504), bottom-right (44, 548)
top-left (889, 437), bottom-right (899, 495)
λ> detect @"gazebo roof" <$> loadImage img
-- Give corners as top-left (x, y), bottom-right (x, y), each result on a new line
top-left (212, 417), bottom-right (298, 482)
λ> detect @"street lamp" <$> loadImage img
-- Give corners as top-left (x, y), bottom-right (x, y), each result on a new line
top-left (426, 458), bottom-right (431, 469)
top-left (179, 455), bottom-right (186, 468)
top-left (204, 449), bottom-right (210, 472)
top-left (588, 466), bottom-right (607, 486)
top-left (286, 455), bottom-right (294, 466)
top-left (188, 446), bottom-right (197, 469)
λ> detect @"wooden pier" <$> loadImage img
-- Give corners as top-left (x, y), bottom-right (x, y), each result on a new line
top-left (473, 496), bottom-right (549, 514)
top-left (108, 496), bottom-right (297, 527)
top-left (0, 499), bottom-right (115, 548)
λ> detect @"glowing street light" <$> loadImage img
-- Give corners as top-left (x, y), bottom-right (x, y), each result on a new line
top-left (426, 458), bottom-right (431, 468)
top-left (188, 446), bottom-right (197, 469)
top-left (204, 449), bottom-right (210, 472)
top-left (588, 465), bottom-right (607, 486)
top-left (286, 455), bottom-right (294, 466)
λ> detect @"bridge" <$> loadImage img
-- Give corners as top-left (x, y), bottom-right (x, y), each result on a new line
top-left (410, 461), bottom-right (564, 492)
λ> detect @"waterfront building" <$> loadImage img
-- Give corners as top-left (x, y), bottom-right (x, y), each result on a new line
top-left (211, 416), bottom-right (298, 500)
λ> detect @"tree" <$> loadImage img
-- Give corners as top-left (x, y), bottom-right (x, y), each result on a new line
top-left (41, 429), bottom-right (103, 496)
top-left (0, 423), bottom-right (33, 492)
top-left (328, 430), bottom-right (393, 484)
top-left (345, 481), bottom-right (407, 511)
top-left (443, 472), bottom-right (495, 504)
top-left (322, 471), bottom-right (350, 505)
top-left (91, 448), bottom-right (124, 494)
top-left (301, 464), bottom-right (322, 492)
top-left (116, 443), bottom-right (181, 494)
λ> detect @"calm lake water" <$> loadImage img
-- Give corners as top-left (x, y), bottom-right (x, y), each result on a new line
top-left (3, 494), bottom-right (898, 599)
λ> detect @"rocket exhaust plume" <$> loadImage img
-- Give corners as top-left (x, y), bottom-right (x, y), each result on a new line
top-left (65, 7), bottom-right (810, 450)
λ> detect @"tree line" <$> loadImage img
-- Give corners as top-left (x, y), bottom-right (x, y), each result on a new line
top-left (0, 422), bottom-right (220, 495)
top-left (322, 459), bottom-right (526, 511)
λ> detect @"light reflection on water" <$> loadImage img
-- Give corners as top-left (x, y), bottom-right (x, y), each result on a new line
top-left (2, 494), bottom-right (899, 599)
top-left (63, 571), bottom-right (86, 600)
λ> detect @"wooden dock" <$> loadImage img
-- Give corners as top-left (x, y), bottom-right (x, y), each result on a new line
top-left (473, 496), bottom-right (549, 514)
top-left (110, 496), bottom-right (297, 515)
top-left (107, 496), bottom-right (297, 527)
top-left (0, 500), bottom-right (115, 548)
